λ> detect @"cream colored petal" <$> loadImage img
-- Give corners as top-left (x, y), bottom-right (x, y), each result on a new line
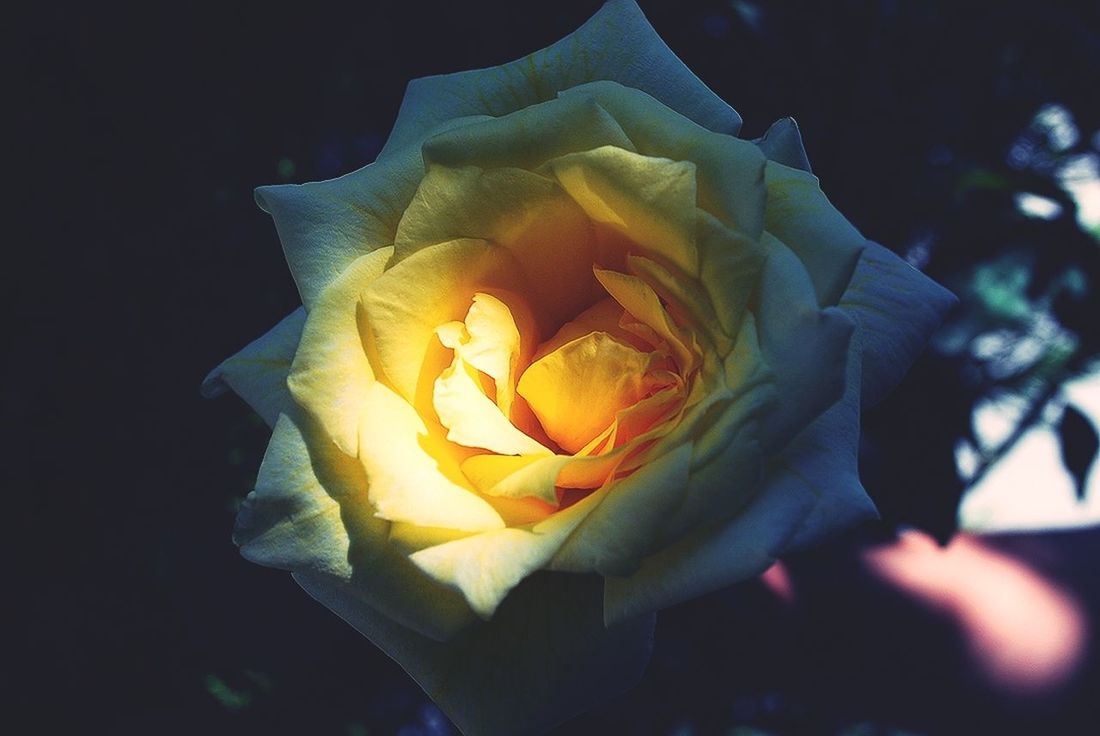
top-left (393, 163), bottom-right (604, 332)
top-left (358, 382), bottom-right (504, 532)
top-left (433, 355), bottom-right (550, 457)
top-left (409, 487), bottom-right (608, 618)
top-left (594, 267), bottom-right (695, 372)
top-left (235, 413), bottom-right (476, 640)
top-left (201, 308), bottom-right (305, 427)
top-left (461, 452), bottom-right (566, 505)
top-left (549, 145), bottom-right (699, 277)
top-left (695, 211), bottom-right (767, 348)
top-left (379, 0), bottom-right (741, 161)
top-left (286, 247), bottom-right (392, 456)
top-left (255, 114), bottom-right (490, 307)
top-left (559, 80), bottom-right (767, 238)
top-left (359, 238), bottom-right (527, 408)
top-left (422, 93), bottom-right (635, 172)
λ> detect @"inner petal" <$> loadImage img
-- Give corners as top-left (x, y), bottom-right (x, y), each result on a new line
top-left (433, 293), bottom-right (550, 457)
top-left (517, 331), bottom-right (657, 454)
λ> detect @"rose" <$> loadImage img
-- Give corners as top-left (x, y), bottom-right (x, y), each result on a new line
top-left (203, 2), bottom-right (955, 734)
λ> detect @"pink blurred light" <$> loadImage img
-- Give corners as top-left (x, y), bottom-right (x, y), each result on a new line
top-left (863, 530), bottom-right (1088, 694)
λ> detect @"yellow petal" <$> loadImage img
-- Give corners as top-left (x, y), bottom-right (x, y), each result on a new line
top-left (434, 355), bottom-right (550, 457)
top-left (409, 487), bottom-right (608, 618)
top-left (594, 267), bottom-right (696, 373)
top-left (548, 145), bottom-right (699, 276)
top-left (558, 81), bottom-right (767, 238)
top-left (393, 164), bottom-right (604, 332)
top-left (358, 381), bottom-right (504, 532)
top-left (287, 247), bottom-right (393, 455)
top-left (517, 331), bottom-right (656, 454)
top-left (359, 238), bottom-right (527, 409)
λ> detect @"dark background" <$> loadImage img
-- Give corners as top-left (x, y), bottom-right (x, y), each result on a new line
top-left (13, 1), bottom-right (1100, 734)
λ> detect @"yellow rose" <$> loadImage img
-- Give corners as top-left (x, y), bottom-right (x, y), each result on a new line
top-left (203, 2), bottom-right (955, 733)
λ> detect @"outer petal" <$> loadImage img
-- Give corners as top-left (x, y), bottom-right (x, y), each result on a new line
top-left (549, 146), bottom-right (699, 277)
top-left (754, 235), bottom-right (855, 453)
top-left (235, 412), bottom-right (476, 640)
top-left (379, 0), bottom-right (741, 161)
top-left (287, 247), bottom-right (392, 456)
top-left (409, 488), bottom-right (606, 618)
top-left (777, 336), bottom-right (879, 550)
top-left (421, 94), bottom-right (636, 172)
top-left (839, 241), bottom-right (958, 407)
top-left (255, 115), bottom-right (489, 307)
top-left (294, 570), bottom-right (655, 736)
top-left (559, 81), bottom-right (767, 239)
top-left (201, 308), bottom-right (305, 427)
top-left (550, 442), bottom-right (693, 576)
top-left (764, 161), bottom-right (865, 308)
top-left (754, 117), bottom-right (812, 173)
top-left (602, 460), bottom-right (816, 624)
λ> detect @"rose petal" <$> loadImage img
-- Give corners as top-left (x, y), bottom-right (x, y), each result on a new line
top-left (434, 355), bottom-right (550, 457)
top-left (754, 117), bottom-right (812, 173)
top-left (755, 234), bottom-right (855, 453)
top-left (559, 81), bottom-right (767, 238)
top-left (378, 0), bottom-right (740, 161)
top-left (764, 160), bottom-right (865, 308)
top-left (360, 238), bottom-right (527, 408)
top-left (551, 442), bottom-right (693, 576)
top-left (410, 486), bottom-right (608, 618)
top-left (286, 247), bottom-right (392, 455)
top-left (254, 115), bottom-right (490, 307)
top-left (236, 413), bottom-right (476, 640)
top-left (358, 382), bottom-right (504, 533)
top-left (201, 308), bottom-right (305, 427)
top-left (549, 145), bottom-right (699, 277)
top-left (517, 330), bottom-right (656, 454)
top-left (422, 93), bottom-right (636, 172)
top-left (392, 164), bottom-right (602, 332)
top-left (840, 240), bottom-right (958, 407)
top-left (293, 569), bottom-right (654, 736)
top-left (775, 336), bottom-right (879, 550)
top-left (593, 267), bottom-right (695, 372)
top-left (602, 463), bottom-right (816, 624)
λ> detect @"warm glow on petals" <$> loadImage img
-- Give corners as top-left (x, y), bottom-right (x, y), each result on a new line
top-left (518, 331), bottom-right (658, 453)
top-left (358, 382), bottom-right (505, 532)
top-left (548, 145), bottom-right (700, 276)
top-left (594, 267), bottom-right (696, 372)
top-left (409, 489), bottom-right (607, 618)
top-left (433, 355), bottom-right (552, 457)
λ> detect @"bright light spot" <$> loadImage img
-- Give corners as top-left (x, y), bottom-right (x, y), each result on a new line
top-left (1035, 104), bottom-right (1079, 152)
top-left (864, 530), bottom-right (1088, 695)
top-left (958, 370), bottom-right (1100, 533)
top-left (955, 438), bottom-right (980, 480)
top-left (971, 393), bottom-right (1027, 451)
top-left (1058, 153), bottom-right (1100, 231)
top-left (1014, 192), bottom-right (1063, 220)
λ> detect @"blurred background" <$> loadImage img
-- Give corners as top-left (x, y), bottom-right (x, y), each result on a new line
top-left (12, 0), bottom-right (1100, 733)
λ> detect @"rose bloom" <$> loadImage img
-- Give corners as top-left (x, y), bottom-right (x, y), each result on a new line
top-left (204, 2), bottom-right (955, 734)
